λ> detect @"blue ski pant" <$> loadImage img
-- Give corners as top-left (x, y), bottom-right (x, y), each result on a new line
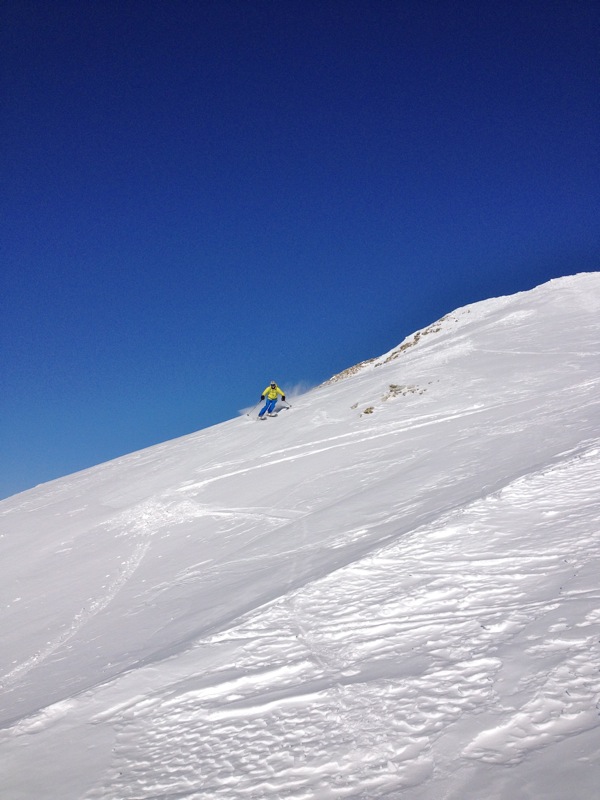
top-left (259, 397), bottom-right (277, 417)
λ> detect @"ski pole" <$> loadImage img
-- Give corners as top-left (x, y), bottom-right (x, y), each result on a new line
top-left (246, 401), bottom-right (262, 417)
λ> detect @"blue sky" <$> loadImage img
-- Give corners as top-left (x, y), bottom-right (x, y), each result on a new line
top-left (2, 0), bottom-right (598, 500)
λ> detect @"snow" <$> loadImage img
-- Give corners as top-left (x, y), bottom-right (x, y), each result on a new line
top-left (1, 272), bottom-right (600, 800)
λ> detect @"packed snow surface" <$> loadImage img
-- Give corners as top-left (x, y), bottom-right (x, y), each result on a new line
top-left (1, 273), bottom-right (600, 800)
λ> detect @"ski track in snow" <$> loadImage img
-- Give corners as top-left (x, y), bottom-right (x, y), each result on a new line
top-left (81, 444), bottom-right (600, 800)
top-left (0, 511), bottom-right (161, 691)
top-left (176, 404), bottom-right (500, 494)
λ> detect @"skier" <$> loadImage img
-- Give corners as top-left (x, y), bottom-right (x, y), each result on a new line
top-left (258, 381), bottom-right (286, 419)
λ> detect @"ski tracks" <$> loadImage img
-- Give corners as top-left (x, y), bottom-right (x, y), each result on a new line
top-left (0, 504), bottom-right (162, 692)
top-left (176, 403), bottom-right (495, 495)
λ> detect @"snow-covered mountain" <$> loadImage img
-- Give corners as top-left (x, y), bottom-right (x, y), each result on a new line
top-left (1, 273), bottom-right (599, 800)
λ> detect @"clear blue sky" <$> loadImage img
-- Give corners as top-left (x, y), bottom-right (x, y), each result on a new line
top-left (2, 0), bottom-right (598, 500)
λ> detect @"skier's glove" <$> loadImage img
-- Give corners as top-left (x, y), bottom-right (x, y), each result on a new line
top-left (260, 395), bottom-right (265, 400)
top-left (281, 395), bottom-right (286, 401)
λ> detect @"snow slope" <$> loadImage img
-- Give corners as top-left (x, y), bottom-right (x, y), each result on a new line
top-left (1, 273), bottom-right (599, 800)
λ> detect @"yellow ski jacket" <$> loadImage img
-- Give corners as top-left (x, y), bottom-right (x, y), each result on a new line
top-left (263, 384), bottom-right (284, 400)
